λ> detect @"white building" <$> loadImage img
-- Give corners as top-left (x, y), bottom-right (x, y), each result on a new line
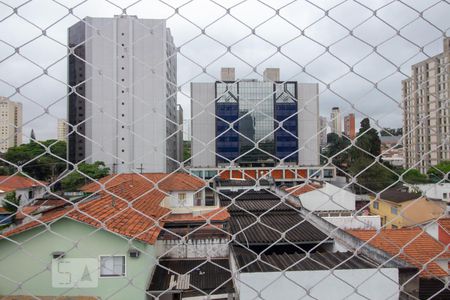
top-left (67, 16), bottom-right (178, 173)
top-left (0, 176), bottom-right (47, 206)
top-left (402, 37), bottom-right (450, 172)
top-left (57, 118), bottom-right (68, 142)
top-left (407, 183), bottom-right (450, 202)
top-left (191, 67), bottom-right (320, 168)
top-left (286, 182), bottom-right (356, 212)
top-left (0, 97), bottom-right (22, 153)
top-left (330, 107), bottom-right (341, 136)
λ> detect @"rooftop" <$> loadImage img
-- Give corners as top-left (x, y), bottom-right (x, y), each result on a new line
top-left (1, 173), bottom-right (213, 245)
top-left (233, 246), bottom-right (379, 273)
top-left (378, 188), bottom-right (422, 203)
top-left (284, 183), bottom-right (322, 196)
top-left (348, 228), bottom-right (449, 277)
top-left (147, 258), bottom-right (234, 297)
top-left (0, 175), bottom-right (47, 193)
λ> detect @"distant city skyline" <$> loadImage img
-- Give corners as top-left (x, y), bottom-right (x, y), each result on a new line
top-left (0, 2), bottom-right (448, 141)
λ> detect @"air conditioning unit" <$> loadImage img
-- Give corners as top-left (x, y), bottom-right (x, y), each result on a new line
top-left (128, 249), bottom-right (140, 258)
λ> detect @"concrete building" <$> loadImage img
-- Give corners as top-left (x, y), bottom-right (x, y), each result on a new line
top-left (0, 97), bottom-right (22, 152)
top-left (344, 113), bottom-right (355, 139)
top-left (176, 104), bottom-right (184, 164)
top-left (191, 68), bottom-right (320, 168)
top-left (57, 118), bottom-right (68, 142)
top-left (319, 116), bottom-right (328, 147)
top-left (67, 16), bottom-right (178, 173)
top-left (330, 107), bottom-right (341, 136)
top-left (402, 37), bottom-right (450, 173)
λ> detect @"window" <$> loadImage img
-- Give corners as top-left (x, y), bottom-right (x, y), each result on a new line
top-left (178, 193), bottom-right (186, 205)
top-left (443, 193), bottom-right (448, 200)
top-left (100, 256), bottom-right (125, 277)
top-left (373, 201), bottom-right (379, 209)
top-left (391, 206), bottom-right (398, 215)
top-left (28, 190), bottom-right (34, 199)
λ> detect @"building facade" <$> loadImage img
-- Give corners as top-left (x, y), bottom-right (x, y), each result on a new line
top-left (57, 118), bottom-right (68, 142)
top-left (319, 116), bottom-right (328, 147)
top-left (67, 16), bottom-right (178, 173)
top-left (402, 37), bottom-right (450, 172)
top-left (344, 113), bottom-right (355, 139)
top-left (330, 107), bottom-right (341, 136)
top-left (0, 97), bottom-right (22, 152)
top-left (191, 68), bottom-right (320, 168)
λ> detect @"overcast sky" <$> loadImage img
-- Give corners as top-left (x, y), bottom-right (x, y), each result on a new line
top-left (0, 0), bottom-right (449, 141)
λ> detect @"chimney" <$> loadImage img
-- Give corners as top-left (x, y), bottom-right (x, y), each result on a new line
top-left (220, 67), bottom-right (235, 81)
top-left (263, 68), bottom-right (280, 82)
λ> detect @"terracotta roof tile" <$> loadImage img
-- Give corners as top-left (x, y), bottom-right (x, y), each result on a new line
top-left (348, 228), bottom-right (449, 278)
top-left (1, 173), bottom-right (208, 245)
top-left (284, 183), bottom-right (322, 196)
top-left (0, 176), bottom-right (47, 193)
top-left (438, 218), bottom-right (450, 234)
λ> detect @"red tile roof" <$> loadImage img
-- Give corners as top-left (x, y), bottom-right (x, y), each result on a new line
top-left (438, 218), bottom-right (450, 234)
top-left (0, 176), bottom-right (47, 193)
top-left (1, 173), bottom-right (215, 245)
top-left (284, 183), bottom-right (322, 196)
top-left (348, 228), bottom-right (449, 278)
top-left (162, 208), bottom-right (230, 223)
top-left (82, 173), bottom-right (205, 194)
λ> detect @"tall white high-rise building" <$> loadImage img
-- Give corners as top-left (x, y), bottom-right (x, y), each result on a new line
top-left (57, 118), bottom-right (68, 142)
top-left (0, 97), bottom-right (22, 152)
top-left (67, 16), bottom-right (178, 173)
top-left (330, 107), bottom-right (342, 136)
top-left (403, 37), bottom-right (450, 172)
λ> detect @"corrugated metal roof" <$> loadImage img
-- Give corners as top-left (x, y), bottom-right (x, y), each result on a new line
top-left (218, 179), bottom-right (270, 187)
top-left (233, 246), bottom-right (379, 273)
top-left (147, 259), bottom-right (234, 296)
top-left (219, 190), bottom-right (280, 201)
top-left (230, 211), bottom-right (329, 245)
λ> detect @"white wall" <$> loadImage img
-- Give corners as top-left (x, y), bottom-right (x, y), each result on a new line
top-left (156, 238), bottom-right (229, 258)
top-left (191, 82), bottom-right (216, 167)
top-left (324, 215), bottom-right (381, 230)
top-left (299, 183), bottom-right (356, 211)
top-left (408, 183), bottom-right (450, 202)
top-left (0, 186), bottom-right (46, 206)
top-left (298, 83), bottom-right (320, 166)
top-left (83, 17), bottom-right (174, 173)
top-left (236, 268), bottom-right (399, 300)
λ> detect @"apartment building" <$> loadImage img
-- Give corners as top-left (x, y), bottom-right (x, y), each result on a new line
top-left (0, 97), bottom-right (22, 152)
top-left (67, 16), bottom-right (178, 173)
top-left (57, 118), bottom-right (68, 142)
top-left (319, 116), bottom-right (328, 147)
top-left (191, 68), bottom-right (320, 167)
top-left (344, 113), bottom-right (355, 139)
top-left (402, 37), bottom-right (450, 172)
top-left (330, 107), bottom-right (341, 136)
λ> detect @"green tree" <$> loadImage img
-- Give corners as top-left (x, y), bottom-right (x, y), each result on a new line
top-left (3, 191), bottom-right (20, 213)
top-left (349, 157), bottom-right (397, 193)
top-left (321, 133), bottom-right (351, 171)
top-left (427, 160), bottom-right (450, 182)
top-left (401, 169), bottom-right (429, 184)
top-left (354, 118), bottom-right (381, 158)
top-left (2, 140), bottom-right (66, 181)
top-left (183, 141), bottom-right (191, 163)
top-left (61, 161), bottom-right (110, 191)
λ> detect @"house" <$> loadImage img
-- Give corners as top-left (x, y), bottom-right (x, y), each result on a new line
top-left (218, 185), bottom-right (419, 299)
top-left (348, 228), bottom-right (450, 299)
top-left (284, 182), bottom-right (356, 214)
top-left (0, 175), bottom-right (47, 206)
top-left (425, 217), bottom-right (450, 245)
top-left (370, 187), bottom-right (447, 228)
top-left (407, 183), bottom-right (450, 203)
top-left (0, 173), bottom-right (224, 300)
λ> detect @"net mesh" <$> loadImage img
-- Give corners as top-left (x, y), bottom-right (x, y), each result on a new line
top-left (0, 0), bottom-right (449, 299)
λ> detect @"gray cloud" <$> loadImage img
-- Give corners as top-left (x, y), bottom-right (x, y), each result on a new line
top-left (0, 0), bottom-right (449, 141)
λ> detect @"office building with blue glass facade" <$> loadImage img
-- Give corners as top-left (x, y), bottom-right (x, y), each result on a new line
top-left (191, 68), bottom-right (320, 167)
